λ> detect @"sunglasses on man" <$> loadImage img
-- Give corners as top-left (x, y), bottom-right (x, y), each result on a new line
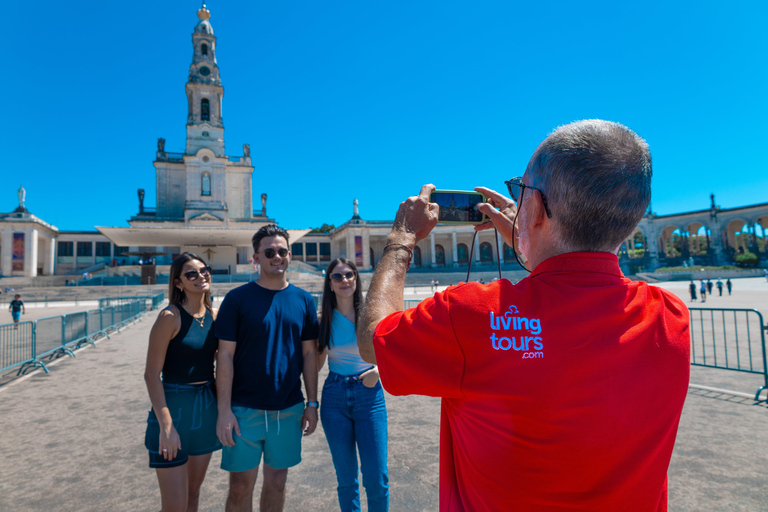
top-left (262, 248), bottom-right (289, 259)
top-left (183, 266), bottom-right (212, 281)
top-left (504, 177), bottom-right (553, 218)
top-left (330, 271), bottom-right (355, 283)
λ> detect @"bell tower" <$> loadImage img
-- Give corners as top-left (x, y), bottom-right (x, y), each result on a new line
top-left (185, 3), bottom-right (225, 156)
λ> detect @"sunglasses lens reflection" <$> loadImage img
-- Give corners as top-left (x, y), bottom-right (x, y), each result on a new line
top-left (183, 266), bottom-right (211, 281)
top-left (264, 248), bottom-right (288, 258)
top-left (331, 272), bottom-right (355, 282)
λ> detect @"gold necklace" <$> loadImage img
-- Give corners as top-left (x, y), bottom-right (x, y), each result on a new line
top-left (185, 308), bottom-right (205, 328)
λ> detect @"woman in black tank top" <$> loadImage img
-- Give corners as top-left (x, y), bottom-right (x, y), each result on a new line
top-left (144, 253), bottom-right (221, 511)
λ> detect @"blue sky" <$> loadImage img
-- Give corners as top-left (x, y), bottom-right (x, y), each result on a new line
top-left (3, 1), bottom-right (766, 231)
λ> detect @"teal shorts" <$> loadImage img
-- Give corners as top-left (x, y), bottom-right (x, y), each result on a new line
top-left (145, 381), bottom-right (222, 468)
top-left (221, 402), bottom-right (305, 472)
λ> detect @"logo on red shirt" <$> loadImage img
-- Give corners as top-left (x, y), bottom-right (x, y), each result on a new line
top-left (489, 305), bottom-right (544, 358)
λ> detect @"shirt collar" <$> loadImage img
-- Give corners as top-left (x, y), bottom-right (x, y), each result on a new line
top-left (530, 252), bottom-right (624, 279)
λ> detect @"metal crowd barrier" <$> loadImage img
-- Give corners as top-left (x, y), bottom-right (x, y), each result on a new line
top-left (0, 321), bottom-right (35, 375)
top-left (0, 293), bottom-right (165, 377)
top-left (689, 308), bottom-right (768, 401)
top-left (99, 294), bottom-right (165, 311)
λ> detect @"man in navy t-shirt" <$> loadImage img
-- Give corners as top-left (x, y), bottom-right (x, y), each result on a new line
top-left (215, 225), bottom-right (319, 512)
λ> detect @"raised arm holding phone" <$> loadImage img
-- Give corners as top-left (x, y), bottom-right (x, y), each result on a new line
top-left (359, 119), bottom-right (691, 511)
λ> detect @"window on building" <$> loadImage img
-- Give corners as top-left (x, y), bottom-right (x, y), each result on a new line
top-left (96, 242), bottom-right (111, 257)
top-left (306, 243), bottom-right (318, 260)
top-left (503, 243), bottom-right (515, 263)
top-left (201, 98), bottom-right (210, 121)
top-left (435, 244), bottom-right (446, 266)
top-left (413, 246), bottom-right (422, 267)
top-left (77, 242), bottom-right (93, 257)
top-left (291, 243), bottom-right (303, 256)
top-left (201, 43), bottom-right (208, 55)
top-left (480, 242), bottom-right (493, 263)
top-left (58, 241), bottom-right (74, 257)
top-left (457, 243), bottom-right (468, 264)
top-left (114, 246), bottom-right (128, 256)
top-left (201, 172), bottom-right (211, 196)
top-left (320, 243), bottom-right (331, 261)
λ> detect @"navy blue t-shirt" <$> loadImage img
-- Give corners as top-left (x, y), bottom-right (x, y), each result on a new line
top-left (215, 282), bottom-right (319, 410)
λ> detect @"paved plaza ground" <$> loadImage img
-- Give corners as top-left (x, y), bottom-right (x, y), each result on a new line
top-left (0, 278), bottom-right (767, 511)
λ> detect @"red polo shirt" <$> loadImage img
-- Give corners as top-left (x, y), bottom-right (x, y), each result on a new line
top-left (373, 252), bottom-right (690, 512)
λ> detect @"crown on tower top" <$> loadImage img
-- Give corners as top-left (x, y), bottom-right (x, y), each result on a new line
top-left (197, 3), bottom-right (211, 20)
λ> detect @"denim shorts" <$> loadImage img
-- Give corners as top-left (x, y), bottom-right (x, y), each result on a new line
top-left (221, 402), bottom-right (305, 472)
top-left (11, 311), bottom-right (21, 322)
top-left (145, 380), bottom-right (222, 468)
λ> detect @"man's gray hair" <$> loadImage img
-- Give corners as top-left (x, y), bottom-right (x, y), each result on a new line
top-left (526, 119), bottom-right (651, 252)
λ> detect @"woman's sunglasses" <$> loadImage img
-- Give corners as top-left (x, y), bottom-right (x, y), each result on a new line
top-left (330, 271), bottom-right (356, 283)
top-left (262, 248), bottom-right (289, 259)
top-left (182, 266), bottom-right (212, 281)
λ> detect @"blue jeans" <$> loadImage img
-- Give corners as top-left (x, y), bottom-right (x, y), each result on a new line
top-left (320, 371), bottom-right (389, 512)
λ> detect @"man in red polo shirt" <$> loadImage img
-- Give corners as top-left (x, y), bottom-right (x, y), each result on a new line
top-left (358, 120), bottom-right (690, 511)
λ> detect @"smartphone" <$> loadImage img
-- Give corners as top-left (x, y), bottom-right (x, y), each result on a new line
top-left (429, 190), bottom-right (488, 225)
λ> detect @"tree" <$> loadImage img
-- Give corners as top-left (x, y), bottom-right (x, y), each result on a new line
top-left (310, 223), bottom-right (335, 234)
top-left (734, 251), bottom-right (758, 267)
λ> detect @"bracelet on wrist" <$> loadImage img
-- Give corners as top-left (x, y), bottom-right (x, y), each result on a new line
top-left (306, 401), bottom-right (319, 408)
top-left (383, 243), bottom-right (413, 270)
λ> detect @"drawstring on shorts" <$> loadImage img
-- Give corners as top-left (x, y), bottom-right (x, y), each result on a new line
top-left (264, 409), bottom-right (282, 435)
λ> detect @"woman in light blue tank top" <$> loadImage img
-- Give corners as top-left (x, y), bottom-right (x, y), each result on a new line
top-left (318, 258), bottom-right (389, 512)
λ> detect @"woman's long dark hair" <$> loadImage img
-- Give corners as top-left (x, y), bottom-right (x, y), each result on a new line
top-left (318, 258), bottom-right (362, 353)
top-left (169, 252), bottom-right (212, 311)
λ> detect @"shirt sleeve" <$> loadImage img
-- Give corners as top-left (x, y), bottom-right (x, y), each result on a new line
top-left (214, 291), bottom-right (239, 342)
top-left (301, 293), bottom-right (319, 341)
top-left (372, 289), bottom-right (464, 398)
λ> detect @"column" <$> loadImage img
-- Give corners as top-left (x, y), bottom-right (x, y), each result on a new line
top-left (709, 220), bottom-right (724, 266)
top-left (346, 232), bottom-right (354, 262)
top-left (91, 241), bottom-right (96, 266)
top-left (26, 228), bottom-right (39, 277)
top-left (749, 223), bottom-right (759, 254)
top-left (451, 232), bottom-right (458, 267)
top-left (430, 233), bottom-right (436, 267)
top-left (46, 236), bottom-right (56, 276)
top-left (43, 236), bottom-right (56, 276)
top-left (497, 231), bottom-right (503, 264)
top-left (474, 236), bottom-right (481, 262)
top-left (1, 229), bottom-right (12, 276)
top-left (362, 230), bottom-right (371, 270)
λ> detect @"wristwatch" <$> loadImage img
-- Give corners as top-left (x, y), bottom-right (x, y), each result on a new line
top-left (306, 401), bottom-right (319, 408)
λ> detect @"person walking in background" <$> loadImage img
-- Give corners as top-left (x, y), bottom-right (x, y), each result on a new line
top-left (144, 253), bottom-right (221, 512)
top-left (716, 278), bottom-right (723, 296)
top-left (699, 279), bottom-right (707, 303)
top-left (9, 294), bottom-right (24, 330)
top-left (706, 279), bottom-right (713, 295)
top-left (726, 278), bottom-right (733, 295)
top-left (689, 281), bottom-right (697, 302)
top-left (318, 258), bottom-right (389, 512)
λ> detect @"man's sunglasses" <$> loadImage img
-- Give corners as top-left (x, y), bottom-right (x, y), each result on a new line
top-left (504, 177), bottom-right (553, 218)
top-left (262, 248), bottom-right (289, 259)
top-left (183, 266), bottom-right (212, 281)
top-left (330, 271), bottom-right (355, 283)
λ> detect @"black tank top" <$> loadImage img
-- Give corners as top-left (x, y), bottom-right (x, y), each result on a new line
top-left (162, 307), bottom-right (217, 384)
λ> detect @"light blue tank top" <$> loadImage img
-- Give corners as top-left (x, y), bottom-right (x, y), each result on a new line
top-left (327, 311), bottom-right (373, 375)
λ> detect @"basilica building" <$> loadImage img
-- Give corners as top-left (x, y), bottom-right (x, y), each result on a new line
top-left (1, 5), bottom-right (766, 280)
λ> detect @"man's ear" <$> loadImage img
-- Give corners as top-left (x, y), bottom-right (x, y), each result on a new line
top-left (529, 190), bottom-right (548, 228)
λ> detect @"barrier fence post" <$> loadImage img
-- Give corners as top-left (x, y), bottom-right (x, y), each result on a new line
top-left (758, 320), bottom-right (768, 401)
